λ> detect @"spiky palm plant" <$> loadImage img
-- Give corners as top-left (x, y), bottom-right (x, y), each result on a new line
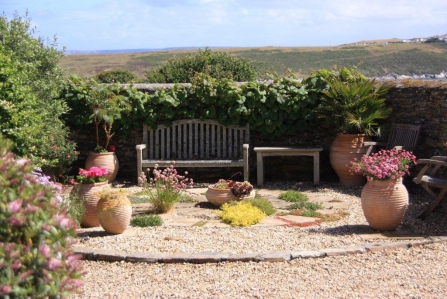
top-left (317, 78), bottom-right (391, 136)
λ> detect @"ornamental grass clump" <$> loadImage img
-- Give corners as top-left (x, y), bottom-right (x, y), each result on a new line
top-left (350, 149), bottom-right (417, 182)
top-left (0, 136), bottom-right (83, 298)
top-left (217, 201), bottom-right (266, 227)
top-left (138, 163), bottom-right (193, 213)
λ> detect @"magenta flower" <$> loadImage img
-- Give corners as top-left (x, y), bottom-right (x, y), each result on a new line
top-left (350, 149), bottom-right (417, 182)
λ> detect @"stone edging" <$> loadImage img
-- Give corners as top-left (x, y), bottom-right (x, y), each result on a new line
top-left (73, 236), bottom-right (447, 264)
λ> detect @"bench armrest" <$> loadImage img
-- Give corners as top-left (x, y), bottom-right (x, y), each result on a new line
top-left (413, 158), bottom-right (447, 184)
top-left (136, 144), bottom-right (146, 150)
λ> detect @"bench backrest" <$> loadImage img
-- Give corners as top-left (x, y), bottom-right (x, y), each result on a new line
top-left (142, 119), bottom-right (250, 160)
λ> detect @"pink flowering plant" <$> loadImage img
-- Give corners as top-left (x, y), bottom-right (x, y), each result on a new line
top-left (350, 149), bottom-right (417, 181)
top-left (138, 163), bottom-right (193, 213)
top-left (71, 166), bottom-right (108, 184)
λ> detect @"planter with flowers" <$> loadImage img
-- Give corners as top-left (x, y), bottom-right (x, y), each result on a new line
top-left (85, 144), bottom-right (119, 183)
top-left (70, 166), bottom-right (110, 227)
top-left (96, 188), bottom-right (132, 234)
top-left (206, 179), bottom-right (255, 207)
top-left (350, 149), bottom-right (417, 231)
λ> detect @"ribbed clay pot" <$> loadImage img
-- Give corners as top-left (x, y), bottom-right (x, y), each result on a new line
top-left (71, 181), bottom-right (110, 228)
top-left (96, 191), bottom-right (132, 234)
top-left (205, 187), bottom-right (255, 207)
top-left (361, 178), bottom-right (409, 231)
top-left (85, 151), bottom-right (119, 183)
top-left (330, 133), bottom-right (373, 186)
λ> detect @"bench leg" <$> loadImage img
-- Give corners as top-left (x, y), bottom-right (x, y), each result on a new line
top-left (256, 152), bottom-right (264, 187)
top-left (313, 152), bottom-right (320, 185)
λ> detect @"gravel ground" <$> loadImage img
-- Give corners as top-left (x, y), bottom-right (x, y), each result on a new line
top-left (69, 181), bottom-right (447, 298)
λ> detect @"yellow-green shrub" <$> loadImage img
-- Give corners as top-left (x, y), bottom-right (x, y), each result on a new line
top-left (217, 201), bottom-right (266, 227)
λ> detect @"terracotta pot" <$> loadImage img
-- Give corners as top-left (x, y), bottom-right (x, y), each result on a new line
top-left (330, 133), bottom-right (372, 186)
top-left (71, 181), bottom-right (110, 228)
top-left (205, 187), bottom-right (255, 207)
top-left (361, 178), bottom-right (409, 231)
top-left (97, 191), bottom-right (132, 234)
top-left (85, 151), bottom-right (119, 183)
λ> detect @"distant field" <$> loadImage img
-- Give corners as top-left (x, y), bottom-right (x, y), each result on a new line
top-left (59, 41), bottom-right (447, 80)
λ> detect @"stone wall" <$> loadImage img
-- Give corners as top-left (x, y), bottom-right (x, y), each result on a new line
top-left (70, 80), bottom-right (447, 184)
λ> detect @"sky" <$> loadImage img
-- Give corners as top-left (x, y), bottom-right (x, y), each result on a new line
top-left (1, 0), bottom-right (447, 51)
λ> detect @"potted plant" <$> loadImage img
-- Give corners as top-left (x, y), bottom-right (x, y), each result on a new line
top-left (70, 166), bottom-right (110, 227)
top-left (96, 188), bottom-right (132, 234)
top-left (65, 76), bottom-right (131, 183)
top-left (350, 148), bottom-right (417, 230)
top-left (206, 178), bottom-right (255, 207)
top-left (314, 67), bottom-right (392, 186)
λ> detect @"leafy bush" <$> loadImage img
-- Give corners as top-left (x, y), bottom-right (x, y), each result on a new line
top-left (145, 48), bottom-right (258, 83)
top-left (95, 69), bottom-right (138, 83)
top-left (245, 197), bottom-right (276, 216)
top-left (217, 201), bottom-right (265, 227)
top-left (278, 190), bottom-right (309, 202)
top-left (130, 215), bottom-right (163, 227)
top-left (0, 13), bottom-right (78, 179)
top-left (0, 135), bottom-right (83, 298)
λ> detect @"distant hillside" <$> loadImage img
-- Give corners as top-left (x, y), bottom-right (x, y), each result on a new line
top-left (59, 37), bottom-right (447, 80)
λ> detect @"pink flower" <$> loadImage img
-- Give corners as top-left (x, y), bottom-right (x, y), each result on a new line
top-left (8, 199), bottom-right (22, 213)
top-left (39, 244), bottom-right (51, 257)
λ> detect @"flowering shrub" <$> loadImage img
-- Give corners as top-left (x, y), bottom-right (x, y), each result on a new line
top-left (33, 167), bottom-right (63, 202)
top-left (217, 201), bottom-right (266, 226)
top-left (0, 136), bottom-right (83, 297)
top-left (72, 167), bottom-right (108, 184)
top-left (138, 163), bottom-right (193, 213)
top-left (350, 149), bottom-right (417, 181)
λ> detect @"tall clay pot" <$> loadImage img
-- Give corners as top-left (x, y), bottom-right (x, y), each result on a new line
top-left (205, 187), bottom-right (255, 207)
top-left (85, 151), bottom-right (119, 183)
top-left (361, 179), bottom-right (409, 231)
top-left (97, 191), bottom-right (132, 234)
top-left (330, 133), bottom-right (372, 186)
top-left (71, 181), bottom-right (110, 228)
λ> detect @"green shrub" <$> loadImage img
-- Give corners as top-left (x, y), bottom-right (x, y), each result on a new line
top-left (95, 69), bottom-right (138, 83)
top-left (145, 48), bottom-right (258, 83)
top-left (0, 135), bottom-right (83, 298)
top-left (285, 201), bottom-right (324, 212)
top-left (130, 215), bottom-right (163, 227)
top-left (278, 190), bottom-right (309, 202)
top-left (217, 201), bottom-right (265, 227)
top-left (245, 197), bottom-right (276, 216)
top-left (0, 13), bottom-right (78, 179)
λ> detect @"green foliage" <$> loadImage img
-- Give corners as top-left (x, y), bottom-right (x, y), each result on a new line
top-left (62, 75), bottom-right (133, 147)
top-left (130, 214), bottom-right (163, 227)
top-left (95, 69), bottom-right (138, 83)
top-left (0, 135), bottom-right (83, 298)
top-left (311, 66), bottom-right (392, 136)
top-left (217, 201), bottom-right (266, 226)
top-left (278, 190), bottom-right (309, 202)
top-left (60, 193), bottom-right (86, 227)
top-left (0, 13), bottom-right (78, 179)
top-left (285, 201), bottom-right (324, 212)
top-left (245, 197), bottom-right (276, 216)
top-left (145, 48), bottom-right (258, 83)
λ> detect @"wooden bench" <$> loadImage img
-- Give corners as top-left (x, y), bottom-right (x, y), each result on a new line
top-left (136, 119), bottom-right (250, 182)
top-left (254, 147), bottom-right (323, 186)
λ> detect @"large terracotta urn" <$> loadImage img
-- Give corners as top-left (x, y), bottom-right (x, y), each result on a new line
top-left (205, 187), bottom-right (255, 207)
top-left (361, 179), bottom-right (409, 231)
top-left (71, 181), bottom-right (110, 228)
top-left (85, 151), bottom-right (119, 183)
top-left (330, 134), bottom-right (372, 186)
top-left (97, 190), bottom-right (132, 234)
